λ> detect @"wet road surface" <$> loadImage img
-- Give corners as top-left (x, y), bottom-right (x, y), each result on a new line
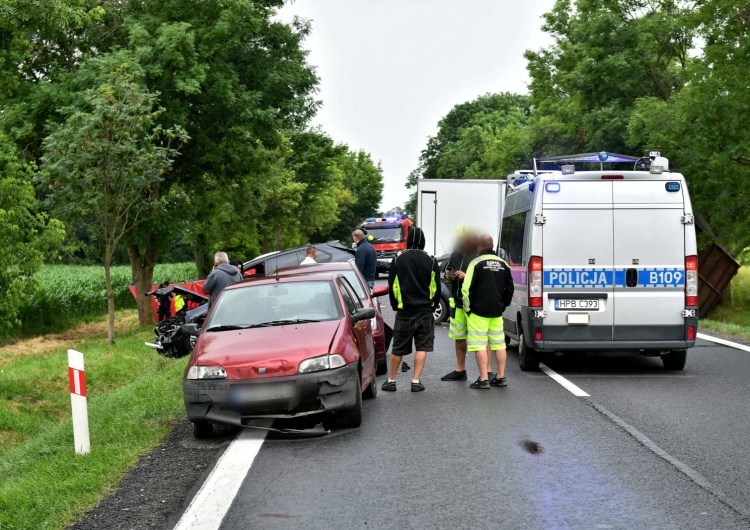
top-left (212, 300), bottom-right (750, 530)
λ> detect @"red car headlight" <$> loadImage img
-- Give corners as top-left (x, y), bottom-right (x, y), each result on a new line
top-left (298, 354), bottom-right (346, 374)
top-left (187, 366), bottom-right (227, 380)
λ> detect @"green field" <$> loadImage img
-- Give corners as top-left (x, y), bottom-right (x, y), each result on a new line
top-left (15, 263), bottom-right (198, 336)
top-left (0, 313), bottom-right (188, 530)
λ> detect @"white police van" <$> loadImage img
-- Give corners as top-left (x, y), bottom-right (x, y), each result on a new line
top-left (499, 151), bottom-right (698, 371)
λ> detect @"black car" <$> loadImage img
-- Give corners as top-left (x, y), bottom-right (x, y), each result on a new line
top-left (146, 241), bottom-right (357, 357)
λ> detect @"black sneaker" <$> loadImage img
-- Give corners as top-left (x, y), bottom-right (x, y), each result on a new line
top-left (441, 370), bottom-right (468, 381)
top-left (381, 380), bottom-right (397, 392)
top-left (411, 381), bottom-right (425, 392)
top-left (487, 372), bottom-right (495, 382)
top-left (490, 377), bottom-right (507, 387)
top-left (469, 378), bottom-right (490, 390)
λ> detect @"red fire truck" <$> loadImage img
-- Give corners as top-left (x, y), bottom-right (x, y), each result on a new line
top-left (361, 214), bottom-right (413, 275)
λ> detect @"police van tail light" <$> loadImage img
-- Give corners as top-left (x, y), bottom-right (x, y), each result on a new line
top-left (685, 256), bottom-right (698, 307)
top-left (529, 256), bottom-right (543, 307)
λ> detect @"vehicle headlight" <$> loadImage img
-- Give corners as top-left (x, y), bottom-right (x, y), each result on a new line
top-left (298, 354), bottom-right (346, 373)
top-left (187, 366), bottom-right (227, 380)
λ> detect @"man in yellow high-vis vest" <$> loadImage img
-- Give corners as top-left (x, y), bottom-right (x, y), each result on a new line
top-left (462, 234), bottom-right (514, 390)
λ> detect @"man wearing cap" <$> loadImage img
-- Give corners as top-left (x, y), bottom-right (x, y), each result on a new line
top-left (441, 223), bottom-right (479, 381)
top-left (462, 234), bottom-right (514, 389)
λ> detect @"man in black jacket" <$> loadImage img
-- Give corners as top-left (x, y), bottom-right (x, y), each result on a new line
top-left (441, 223), bottom-right (478, 382)
top-left (383, 226), bottom-right (440, 392)
top-left (352, 229), bottom-right (377, 289)
top-left (461, 234), bottom-right (514, 390)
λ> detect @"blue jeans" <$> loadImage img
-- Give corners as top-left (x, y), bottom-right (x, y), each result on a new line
top-left (367, 280), bottom-right (375, 290)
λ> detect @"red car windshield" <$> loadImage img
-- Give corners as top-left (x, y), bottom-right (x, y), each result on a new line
top-left (206, 281), bottom-right (343, 330)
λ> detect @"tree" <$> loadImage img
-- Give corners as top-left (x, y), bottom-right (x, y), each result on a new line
top-left (628, 0), bottom-right (750, 255)
top-left (329, 149), bottom-right (384, 241)
top-left (524, 0), bottom-right (695, 155)
top-left (0, 136), bottom-right (64, 334)
top-left (40, 53), bottom-right (186, 343)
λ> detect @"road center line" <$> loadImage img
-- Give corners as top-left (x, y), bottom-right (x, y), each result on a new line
top-left (539, 363), bottom-right (590, 397)
top-left (173, 426), bottom-right (268, 530)
top-left (697, 332), bottom-right (750, 353)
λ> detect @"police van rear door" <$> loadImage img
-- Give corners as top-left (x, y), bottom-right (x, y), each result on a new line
top-left (612, 180), bottom-right (685, 341)
top-left (542, 181), bottom-right (615, 341)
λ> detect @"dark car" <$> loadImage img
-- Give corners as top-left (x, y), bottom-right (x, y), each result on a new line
top-left (276, 262), bottom-right (391, 375)
top-left (184, 274), bottom-right (377, 438)
top-left (242, 241), bottom-right (355, 278)
top-left (143, 242), bottom-right (356, 358)
top-left (434, 254), bottom-right (452, 324)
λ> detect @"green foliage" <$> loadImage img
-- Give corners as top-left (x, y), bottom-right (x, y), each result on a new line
top-left (329, 149), bottom-right (384, 241)
top-left (730, 267), bottom-right (750, 310)
top-left (0, 326), bottom-right (187, 530)
top-left (0, 135), bottom-right (65, 333)
top-left (628, 0), bottom-right (750, 255)
top-left (15, 263), bottom-right (197, 336)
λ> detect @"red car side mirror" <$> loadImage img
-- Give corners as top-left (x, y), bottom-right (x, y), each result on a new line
top-left (372, 285), bottom-right (389, 297)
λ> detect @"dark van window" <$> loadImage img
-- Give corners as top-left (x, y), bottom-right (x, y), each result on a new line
top-left (499, 212), bottom-right (526, 266)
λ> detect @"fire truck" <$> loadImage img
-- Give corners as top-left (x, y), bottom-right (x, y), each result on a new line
top-left (361, 214), bottom-right (413, 275)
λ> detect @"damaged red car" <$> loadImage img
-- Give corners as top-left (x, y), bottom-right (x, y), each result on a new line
top-left (183, 274), bottom-right (377, 438)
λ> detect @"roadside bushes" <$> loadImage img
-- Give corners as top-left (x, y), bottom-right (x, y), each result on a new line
top-left (731, 267), bottom-right (750, 309)
top-left (14, 263), bottom-right (198, 335)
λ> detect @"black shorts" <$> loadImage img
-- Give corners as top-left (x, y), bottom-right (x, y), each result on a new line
top-left (392, 312), bottom-right (435, 356)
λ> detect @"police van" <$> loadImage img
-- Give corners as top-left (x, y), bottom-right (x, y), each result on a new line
top-left (499, 151), bottom-right (698, 371)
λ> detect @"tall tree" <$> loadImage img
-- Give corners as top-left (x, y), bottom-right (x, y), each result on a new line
top-left (524, 0), bottom-right (694, 154)
top-left (0, 135), bottom-right (64, 334)
top-left (329, 149), bottom-right (384, 241)
top-left (628, 0), bottom-right (750, 255)
top-left (40, 53), bottom-right (186, 343)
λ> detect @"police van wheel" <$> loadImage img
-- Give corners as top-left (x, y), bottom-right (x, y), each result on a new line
top-left (518, 329), bottom-right (540, 372)
top-left (662, 350), bottom-right (687, 370)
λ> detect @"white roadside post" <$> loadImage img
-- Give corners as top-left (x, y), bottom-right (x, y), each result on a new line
top-left (68, 349), bottom-right (90, 454)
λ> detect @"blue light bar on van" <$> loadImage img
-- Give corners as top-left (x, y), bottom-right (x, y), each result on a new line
top-left (365, 217), bottom-right (376, 222)
top-left (545, 182), bottom-right (561, 193)
top-left (665, 182), bottom-right (681, 192)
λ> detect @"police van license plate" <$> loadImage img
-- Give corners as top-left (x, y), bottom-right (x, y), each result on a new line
top-left (555, 299), bottom-right (599, 310)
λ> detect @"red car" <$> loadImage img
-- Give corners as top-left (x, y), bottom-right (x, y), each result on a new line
top-left (183, 274), bottom-right (377, 438)
top-left (276, 261), bottom-right (390, 375)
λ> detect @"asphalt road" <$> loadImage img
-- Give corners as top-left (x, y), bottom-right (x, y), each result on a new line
top-left (208, 295), bottom-right (750, 530)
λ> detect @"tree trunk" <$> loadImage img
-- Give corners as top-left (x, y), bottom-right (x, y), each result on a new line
top-left (195, 232), bottom-right (210, 279)
top-left (274, 228), bottom-right (282, 251)
top-left (104, 250), bottom-right (116, 345)
top-left (128, 242), bottom-right (158, 327)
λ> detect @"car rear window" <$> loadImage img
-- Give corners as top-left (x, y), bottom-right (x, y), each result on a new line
top-left (207, 281), bottom-right (342, 328)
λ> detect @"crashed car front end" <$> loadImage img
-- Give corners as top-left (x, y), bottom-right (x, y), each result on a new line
top-left (183, 362), bottom-right (359, 427)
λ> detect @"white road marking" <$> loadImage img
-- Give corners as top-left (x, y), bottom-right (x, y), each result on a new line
top-left (697, 332), bottom-right (750, 353)
top-left (539, 363), bottom-right (590, 397)
top-left (173, 426), bottom-right (268, 530)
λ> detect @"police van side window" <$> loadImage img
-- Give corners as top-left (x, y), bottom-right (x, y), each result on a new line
top-left (500, 212), bottom-right (526, 266)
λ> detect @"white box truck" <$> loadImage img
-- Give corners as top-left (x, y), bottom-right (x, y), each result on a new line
top-left (416, 179), bottom-right (506, 257)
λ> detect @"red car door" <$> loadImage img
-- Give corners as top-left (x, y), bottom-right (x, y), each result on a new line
top-left (337, 279), bottom-right (375, 387)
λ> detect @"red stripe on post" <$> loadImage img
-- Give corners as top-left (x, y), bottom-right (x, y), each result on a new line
top-left (68, 368), bottom-right (87, 397)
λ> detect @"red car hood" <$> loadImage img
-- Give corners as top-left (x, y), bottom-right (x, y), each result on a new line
top-left (194, 320), bottom-right (341, 379)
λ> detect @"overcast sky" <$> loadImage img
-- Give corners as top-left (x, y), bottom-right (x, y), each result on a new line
top-left (277, 0), bottom-right (557, 210)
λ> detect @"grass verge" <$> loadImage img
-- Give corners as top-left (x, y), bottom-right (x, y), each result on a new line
top-left (701, 306), bottom-right (750, 342)
top-left (0, 316), bottom-right (188, 530)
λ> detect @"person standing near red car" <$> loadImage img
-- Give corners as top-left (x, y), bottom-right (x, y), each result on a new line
top-left (382, 226), bottom-right (440, 393)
